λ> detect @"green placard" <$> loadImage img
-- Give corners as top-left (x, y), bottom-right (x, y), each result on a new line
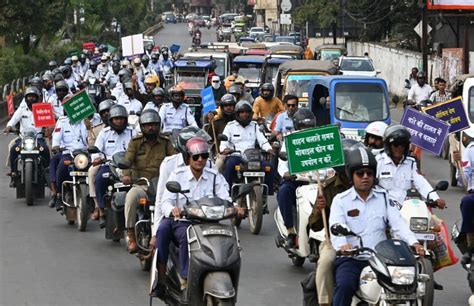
top-left (62, 90), bottom-right (96, 124)
top-left (285, 125), bottom-right (345, 175)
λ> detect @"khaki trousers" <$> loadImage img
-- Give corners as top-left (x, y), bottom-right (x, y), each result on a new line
top-left (124, 185), bottom-right (148, 228)
top-left (316, 241), bottom-right (336, 304)
top-left (87, 165), bottom-right (100, 197)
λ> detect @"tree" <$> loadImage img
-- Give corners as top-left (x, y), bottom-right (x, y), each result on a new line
top-left (293, 0), bottom-right (339, 28)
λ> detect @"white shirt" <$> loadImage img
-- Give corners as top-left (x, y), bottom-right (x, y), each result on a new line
top-left (408, 83), bottom-right (433, 104)
top-left (104, 71), bottom-right (120, 89)
top-left (52, 116), bottom-right (88, 153)
top-left (160, 166), bottom-right (231, 220)
top-left (339, 102), bottom-right (369, 121)
top-left (376, 152), bottom-right (439, 204)
top-left (94, 126), bottom-right (136, 159)
top-left (7, 104), bottom-right (43, 134)
top-left (274, 111), bottom-right (294, 133)
top-left (329, 187), bottom-right (418, 251)
top-left (220, 120), bottom-right (271, 153)
top-left (117, 95), bottom-right (143, 115)
top-left (143, 102), bottom-right (160, 113)
top-left (44, 94), bottom-right (65, 119)
top-left (460, 142), bottom-right (474, 191)
top-left (158, 103), bottom-right (198, 133)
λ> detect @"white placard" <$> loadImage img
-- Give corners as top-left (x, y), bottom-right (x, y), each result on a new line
top-left (280, 14), bottom-right (292, 25)
top-left (121, 34), bottom-right (144, 57)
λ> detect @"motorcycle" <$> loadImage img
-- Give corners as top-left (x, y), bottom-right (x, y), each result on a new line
top-left (398, 180), bottom-right (449, 306)
top-left (192, 33), bottom-right (201, 47)
top-left (149, 181), bottom-right (254, 306)
top-left (451, 220), bottom-right (474, 303)
top-left (331, 223), bottom-right (432, 305)
top-left (86, 77), bottom-right (104, 107)
top-left (9, 128), bottom-right (47, 206)
top-left (218, 134), bottom-right (269, 235)
top-left (163, 65), bottom-right (173, 87)
top-left (60, 148), bottom-right (95, 231)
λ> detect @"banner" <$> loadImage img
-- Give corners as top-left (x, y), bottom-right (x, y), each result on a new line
top-left (121, 34), bottom-right (144, 57)
top-left (62, 90), bottom-right (96, 124)
top-left (423, 96), bottom-right (469, 133)
top-left (201, 87), bottom-right (216, 114)
top-left (428, 0), bottom-right (474, 10)
top-left (32, 103), bottom-right (56, 128)
top-left (284, 125), bottom-right (344, 175)
top-left (400, 108), bottom-right (450, 155)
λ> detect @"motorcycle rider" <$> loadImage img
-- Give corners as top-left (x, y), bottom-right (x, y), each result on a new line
top-left (46, 80), bottom-right (68, 119)
top-left (111, 68), bottom-right (132, 99)
top-left (132, 57), bottom-right (146, 93)
top-left (363, 121), bottom-right (388, 155)
top-left (273, 94), bottom-right (299, 140)
top-left (47, 60), bottom-right (58, 74)
top-left (407, 71), bottom-right (433, 107)
top-left (277, 108), bottom-right (316, 247)
top-left (155, 137), bottom-right (231, 297)
top-left (117, 82), bottom-right (143, 115)
top-left (121, 110), bottom-right (175, 253)
top-left (192, 26), bottom-right (202, 46)
top-left (252, 83), bottom-right (284, 119)
top-left (134, 74), bottom-right (160, 104)
top-left (228, 84), bottom-right (243, 102)
top-left (4, 87), bottom-right (50, 188)
top-left (97, 54), bottom-right (110, 77)
top-left (141, 54), bottom-right (155, 77)
top-left (149, 53), bottom-right (161, 76)
top-left (158, 47), bottom-right (174, 83)
top-left (93, 105), bottom-right (136, 227)
top-left (208, 75), bottom-right (227, 102)
top-left (83, 60), bottom-right (101, 84)
top-left (376, 125), bottom-right (446, 207)
top-left (158, 85), bottom-right (197, 134)
top-left (103, 61), bottom-right (121, 91)
top-left (234, 78), bottom-right (254, 104)
top-left (61, 65), bottom-right (78, 93)
top-left (143, 87), bottom-right (166, 112)
top-left (329, 146), bottom-right (424, 306)
top-left (78, 54), bottom-right (89, 79)
top-left (42, 73), bottom-right (56, 102)
top-left (220, 100), bottom-right (275, 195)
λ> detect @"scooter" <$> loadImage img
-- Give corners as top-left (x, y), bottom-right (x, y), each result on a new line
top-left (398, 180), bottom-right (449, 306)
top-left (331, 223), bottom-right (431, 305)
top-left (451, 219), bottom-right (474, 304)
top-left (149, 181), bottom-right (254, 306)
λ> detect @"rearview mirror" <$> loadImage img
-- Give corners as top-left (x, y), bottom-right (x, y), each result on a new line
top-left (279, 151), bottom-right (288, 161)
top-left (88, 145), bottom-right (100, 154)
top-left (330, 223), bottom-right (356, 237)
top-left (166, 181), bottom-right (182, 193)
top-left (435, 181), bottom-right (449, 191)
top-left (217, 134), bottom-right (228, 141)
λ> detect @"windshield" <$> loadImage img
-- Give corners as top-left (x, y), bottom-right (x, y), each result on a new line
top-left (214, 58), bottom-right (225, 77)
top-left (238, 68), bottom-right (261, 83)
top-left (340, 59), bottom-right (374, 72)
top-left (275, 37), bottom-right (294, 43)
top-left (284, 75), bottom-right (316, 99)
top-left (264, 65), bottom-right (280, 83)
top-left (176, 71), bottom-right (207, 89)
top-left (251, 28), bottom-right (264, 33)
top-left (335, 83), bottom-right (388, 122)
top-left (320, 50), bottom-right (342, 61)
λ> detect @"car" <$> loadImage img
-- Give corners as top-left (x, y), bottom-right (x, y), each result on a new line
top-left (249, 27), bottom-right (265, 36)
top-left (338, 56), bottom-right (380, 77)
top-left (186, 13), bottom-right (198, 22)
top-left (162, 11), bottom-right (173, 22)
top-left (274, 36), bottom-right (297, 45)
top-left (165, 13), bottom-right (177, 24)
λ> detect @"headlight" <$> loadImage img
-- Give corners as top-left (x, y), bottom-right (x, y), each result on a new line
top-left (74, 154), bottom-right (89, 170)
top-left (410, 217), bottom-right (429, 232)
top-left (248, 161), bottom-right (261, 170)
top-left (201, 205), bottom-right (225, 219)
top-left (23, 137), bottom-right (35, 151)
top-left (187, 207), bottom-right (205, 218)
top-left (388, 266), bottom-right (415, 285)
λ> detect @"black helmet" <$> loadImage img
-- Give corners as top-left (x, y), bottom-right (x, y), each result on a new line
top-left (49, 60), bottom-right (58, 69)
top-left (64, 58), bottom-right (72, 66)
top-left (30, 77), bottom-right (43, 88)
top-left (112, 61), bottom-right (121, 73)
top-left (55, 80), bottom-right (69, 99)
top-left (89, 60), bottom-right (98, 68)
top-left (108, 105), bottom-right (128, 133)
top-left (260, 83), bottom-right (274, 100)
top-left (51, 68), bottom-right (63, 78)
top-left (220, 94), bottom-right (237, 117)
top-left (42, 73), bottom-right (53, 82)
top-left (228, 84), bottom-right (242, 97)
top-left (112, 55), bottom-right (121, 63)
top-left (345, 146), bottom-right (377, 181)
top-left (24, 87), bottom-right (40, 101)
top-left (334, 138), bottom-right (365, 176)
top-left (123, 81), bottom-right (133, 91)
top-left (98, 99), bottom-right (114, 114)
top-left (161, 46), bottom-right (169, 55)
top-left (152, 87), bottom-right (165, 98)
top-left (235, 100), bottom-right (253, 127)
top-left (61, 65), bottom-right (72, 77)
top-left (383, 124), bottom-right (411, 159)
top-left (54, 73), bottom-right (64, 82)
top-left (141, 54), bottom-right (150, 63)
top-left (139, 109), bottom-right (161, 138)
top-left (169, 85), bottom-right (185, 104)
top-left (151, 53), bottom-right (159, 61)
top-left (292, 108), bottom-right (316, 131)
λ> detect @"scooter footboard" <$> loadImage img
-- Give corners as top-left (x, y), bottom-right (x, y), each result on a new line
top-left (203, 272), bottom-right (236, 299)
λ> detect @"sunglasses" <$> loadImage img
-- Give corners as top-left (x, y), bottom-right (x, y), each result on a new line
top-left (354, 169), bottom-right (374, 178)
top-left (390, 142), bottom-right (406, 148)
top-left (192, 153), bottom-right (209, 161)
top-left (287, 104), bottom-right (297, 108)
top-left (212, 80), bottom-right (220, 83)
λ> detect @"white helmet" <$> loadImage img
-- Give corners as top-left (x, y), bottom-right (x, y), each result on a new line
top-left (365, 121), bottom-right (388, 138)
top-left (464, 126), bottom-right (474, 138)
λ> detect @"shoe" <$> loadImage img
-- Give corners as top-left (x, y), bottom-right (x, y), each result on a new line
top-left (55, 196), bottom-right (63, 211)
top-left (434, 281), bottom-right (444, 290)
top-left (99, 216), bottom-right (106, 229)
top-left (127, 229), bottom-right (138, 254)
top-left (462, 252), bottom-right (473, 266)
top-left (90, 208), bottom-right (100, 220)
top-left (287, 233), bottom-right (297, 249)
top-left (48, 195), bottom-right (57, 208)
top-left (9, 179), bottom-right (15, 188)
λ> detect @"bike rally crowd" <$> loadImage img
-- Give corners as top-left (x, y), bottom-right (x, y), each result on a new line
top-left (4, 21), bottom-right (474, 306)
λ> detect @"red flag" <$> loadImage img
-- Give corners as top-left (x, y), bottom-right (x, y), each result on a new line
top-left (6, 93), bottom-right (14, 117)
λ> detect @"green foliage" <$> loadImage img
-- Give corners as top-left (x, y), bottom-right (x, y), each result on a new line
top-left (293, 0), bottom-right (339, 27)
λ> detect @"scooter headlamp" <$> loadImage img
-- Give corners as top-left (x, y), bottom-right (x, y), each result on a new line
top-left (410, 217), bottom-right (429, 232)
top-left (388, 266), bottom-right (415, 285)
top-left (202, 205), bottom-right (225, 220)
top-left (23, 137), bottom-right (35, 151)
top-left (74, 154), bottom-right (89, 170)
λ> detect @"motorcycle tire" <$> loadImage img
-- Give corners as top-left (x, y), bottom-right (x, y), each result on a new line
top-left (292, 255), bottom-right (305, 267)
top-left (206, 295), bottom-right (234, 306)
top-left (248, 185), bottom-right (263, 235)
top-left (418, 257), bottom-right (434, 306)
top-left (77, 184), bottom-right (89, 232)
top-left (25, 162), bottom-right (34, 206)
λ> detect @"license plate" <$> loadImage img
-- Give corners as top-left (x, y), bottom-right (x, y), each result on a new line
top-left (202, 228), bottom-right (233, 237)
top-left (70, 171), bottom-right (87, 176)
top-left (21, 150), bottom-right (39, 154)
top-left (415, 233), bottom-right (435, 241)
top-left (382, 292), bottom-right (416, 300)
top-left (243, 172), bottom-right (265, 177)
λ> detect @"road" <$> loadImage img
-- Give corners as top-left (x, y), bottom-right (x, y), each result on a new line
top-left (0, 23), bottom-right (471, 306)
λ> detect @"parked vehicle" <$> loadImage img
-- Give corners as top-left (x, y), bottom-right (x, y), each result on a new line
top-left (314, 44), bottom-right (347, 61)
top-left (268, 45), bottom-right (304, 59)
top-left (274, 36), bottom-right (298, 45)
top-left (261, 55), bottom-right (292, 84)
top-left (338, 56), bottom-right (380, 77)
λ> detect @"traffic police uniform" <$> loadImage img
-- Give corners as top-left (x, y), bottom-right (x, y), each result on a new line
top-left (83, 69), bottom-right (101, 81)
top-left (93, 126), bottom-right (136, 209)
top-left (86, 121), bottom-right (106, 203)
top-left (376, 152), bottom-right (439, 204)
top-left (143, 101), bottom-right (161, 113)
top-left (158, 102), bottom-right (198, 134)
top-left (156, 166), bottom-right (230, 279)
top-left (117, 94), bottom-right (143, 115)
top-left (459, 141), bottom-right (474, 234)
top-left (122, 134), bottom-right (175, 228)
top-left (104, 71), bottom-right (120, 89)
top-left (329, 187), bottom-right (418, 306)
top-left (7, 104), bottom-right (50, 173)
top-left (219, 120), bottom-right (274, 193)
top-left (45, 93), bottom-right (65, 119)
top-left (51, 116), bottom-right (88, 194)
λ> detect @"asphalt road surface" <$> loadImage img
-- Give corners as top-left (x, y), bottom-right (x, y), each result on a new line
top-left (0, 23), bottom-right (471, 306)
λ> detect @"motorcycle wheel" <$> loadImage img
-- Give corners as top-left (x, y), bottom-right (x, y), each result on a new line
top-left (206, 295), bottom-right (234, 306)
top-left (76, 184), bottom-right (89, 232)
top-left (25, 162), bottom-right (34, 206)
top-left (248, 185), bottom-right (263, 235)
top-left (291, 255), bottom-right (305, 267)
top-left (418, 257), bottom-right (434, 306)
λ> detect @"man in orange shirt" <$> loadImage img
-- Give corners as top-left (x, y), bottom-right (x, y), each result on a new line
top-left (252, 83), bottom-right (284, 120)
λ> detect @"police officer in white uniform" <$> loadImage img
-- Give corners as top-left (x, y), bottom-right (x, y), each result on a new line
top-left (117, 81), bottom-right (143, 115)
top-left (158, 85), bottom-right (197, 134)
top-left (143, 87), bottom-right (166, 113)
top-left (83, 60), bottom-right (102, 83)
top-left (375, 125), bottom-right (446, 207)
top-left (330, 146), bottom-right (424, 306)
top-left (103, 61), bottom-right (121, 90)
top-left (45, 80), bottom-right (68, 119)
top-left (407, 71), bottom-right (433, 106)
top-left (93, 105), bottom-right (136, 227)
